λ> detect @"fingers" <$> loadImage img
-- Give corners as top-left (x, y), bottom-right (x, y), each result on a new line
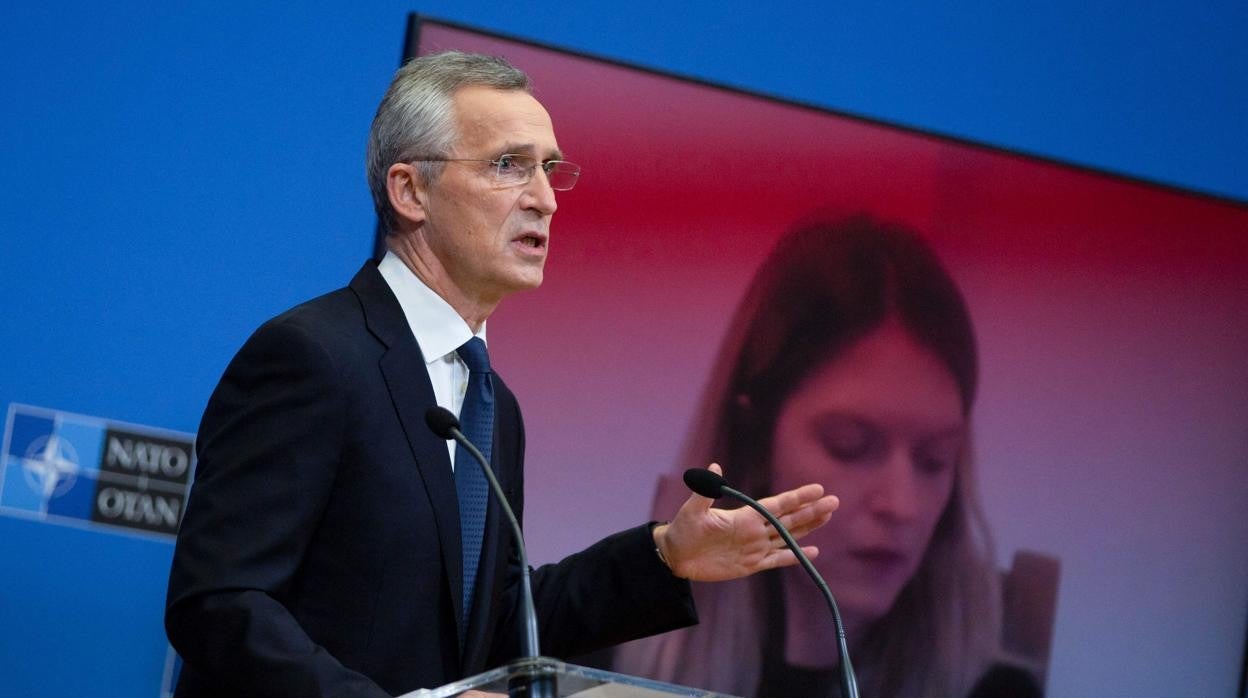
top-left (756, 482), bottom-right (827, 519)
top-left (774, 494), bottom-right (838, 537)
top-left (757, 491), bottom-right (838, 543)
top-left (722, 489), bottom-right (837, 545)
top-left (755, 544), bottom-right (820, 572)
top-left (763, 508), bottom-right (833, 550)
top-left (785, 515), bottom-right (832, 541)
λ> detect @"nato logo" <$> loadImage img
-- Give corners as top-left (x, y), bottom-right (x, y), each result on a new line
top-left (0, 403), bottom-right (195, 537)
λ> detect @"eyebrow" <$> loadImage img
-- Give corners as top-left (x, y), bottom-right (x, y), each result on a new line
top-left (811, 411), bottom-right (966, 440)
top-left (497, 142), bottom-right (564, 161)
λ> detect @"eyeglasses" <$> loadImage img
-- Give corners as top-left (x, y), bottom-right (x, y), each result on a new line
top-left (413, 154), bottom-right (582, 191)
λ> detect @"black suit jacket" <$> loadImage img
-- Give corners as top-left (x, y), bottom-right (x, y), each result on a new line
top-left (166, 262), bottom-right (696, 696)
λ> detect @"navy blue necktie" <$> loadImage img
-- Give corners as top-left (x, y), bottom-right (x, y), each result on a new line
top-left (455, 337), bottom-right (493, 643)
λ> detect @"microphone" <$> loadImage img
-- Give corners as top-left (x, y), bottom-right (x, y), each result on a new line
top-left (683, 467), bottom-right (727, 499)
top-left (426, 406), bottom-right (553, 697)
top-left (683, 468), bottom-right (860, 698)
top-left (425, 406), bottom-right (462, 441)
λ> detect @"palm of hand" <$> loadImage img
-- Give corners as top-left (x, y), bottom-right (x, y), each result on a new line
top-left (656, 464), bottom-right (838, 582)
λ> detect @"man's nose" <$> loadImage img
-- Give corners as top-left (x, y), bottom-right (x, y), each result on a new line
top-left (521, 168), bottom-right (558, 215)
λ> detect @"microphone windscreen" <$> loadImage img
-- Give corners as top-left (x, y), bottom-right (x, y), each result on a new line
top-left (683, 468), bottom-right (727, 499)
top-left (425, 406), bottom-right (461, 440)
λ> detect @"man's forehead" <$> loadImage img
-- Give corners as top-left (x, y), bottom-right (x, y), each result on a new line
top-left (451, 86), bottom-right (559, 155)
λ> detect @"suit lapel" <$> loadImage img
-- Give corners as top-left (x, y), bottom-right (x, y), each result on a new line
top-left (349, 262), bottom-right (468, 651)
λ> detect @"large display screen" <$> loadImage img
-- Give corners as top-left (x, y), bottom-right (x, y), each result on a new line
top-left (403, 17), bottom-right (1248, 696)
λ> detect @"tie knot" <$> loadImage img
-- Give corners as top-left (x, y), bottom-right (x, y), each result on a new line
top-left (456, 337), bottom-right (491, 374)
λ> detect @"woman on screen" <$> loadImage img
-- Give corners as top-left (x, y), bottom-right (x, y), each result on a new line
top-left (614, 216), bottom-right (1008, 697)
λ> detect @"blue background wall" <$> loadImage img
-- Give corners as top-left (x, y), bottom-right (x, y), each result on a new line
top-left (1, 2), bottom-right (1245, 696)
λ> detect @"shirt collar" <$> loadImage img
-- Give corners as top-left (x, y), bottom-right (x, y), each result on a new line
top-left (377, 251), bottom-right (486, 364)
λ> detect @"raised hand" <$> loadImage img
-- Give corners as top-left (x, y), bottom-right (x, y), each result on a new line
top-left (652, 463), bottom-right (839, 581)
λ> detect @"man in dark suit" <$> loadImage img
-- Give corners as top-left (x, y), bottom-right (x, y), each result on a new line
top-left (165, 51), bottom-right (838, 697)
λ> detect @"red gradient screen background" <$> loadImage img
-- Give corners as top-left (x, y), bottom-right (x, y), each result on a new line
top-left (412, 20), bottom-right (1248, 695)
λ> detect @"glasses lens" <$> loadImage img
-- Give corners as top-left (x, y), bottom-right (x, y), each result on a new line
top-left (494, 155), bottom-right (535, 185)
top-left (545, 161), bottom-right (581, 191)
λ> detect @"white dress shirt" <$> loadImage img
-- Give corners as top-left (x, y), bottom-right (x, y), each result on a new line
top-left (377, 251), bottom-right (486, 470)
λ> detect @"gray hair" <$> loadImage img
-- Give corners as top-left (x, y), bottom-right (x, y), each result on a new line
top-left (366, 51), bottom-right (530, 233)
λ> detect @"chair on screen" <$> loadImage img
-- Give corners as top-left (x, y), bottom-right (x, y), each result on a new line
top-left (999, 549), bottom-right (1062, 689)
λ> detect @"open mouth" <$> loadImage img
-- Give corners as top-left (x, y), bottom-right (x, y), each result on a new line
top-left (515, 233), bottom-right (547, 250)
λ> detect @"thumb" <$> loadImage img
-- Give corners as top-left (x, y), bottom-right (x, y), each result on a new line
top-left (682, 488), bottom-right (714, 515)
top-left (685, 462), bottom-right (725, 513)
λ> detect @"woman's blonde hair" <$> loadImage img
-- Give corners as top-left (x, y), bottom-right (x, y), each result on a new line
top-left (615, 216), bottom-right (1000, 697)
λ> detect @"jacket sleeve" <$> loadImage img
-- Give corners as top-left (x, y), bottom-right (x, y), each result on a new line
top-left (532, 523), bottom-right (699, 657)
top-left (164, 318), bottom-right (388, 697)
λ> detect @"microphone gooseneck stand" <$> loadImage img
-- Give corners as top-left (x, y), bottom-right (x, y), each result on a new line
top-left (683, 468), bottom-right (859, 698)
top-left (426, 407), bottom-right (554, 698)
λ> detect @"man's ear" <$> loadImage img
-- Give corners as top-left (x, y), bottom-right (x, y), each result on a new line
top-left (386, 162), bottom-right (428, 226)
